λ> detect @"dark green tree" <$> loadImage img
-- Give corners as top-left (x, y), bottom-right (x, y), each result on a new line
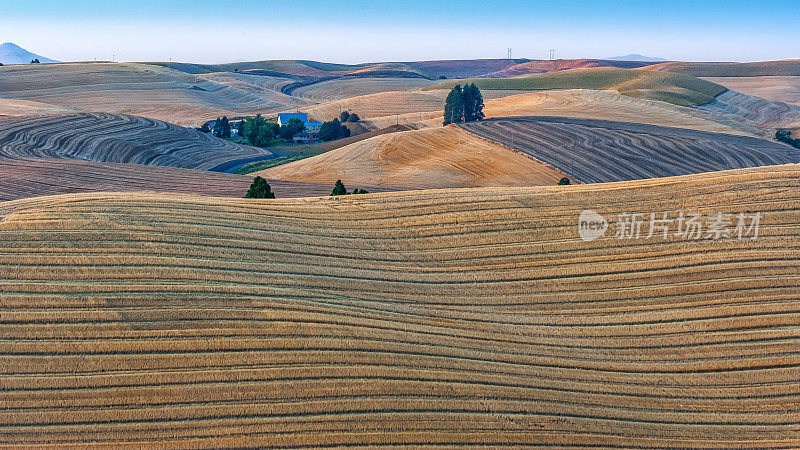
top-left (339, 111), bottom-right (350, 122)
top-left (466, 83), bottom-right (484, 121)
top-left (352, 188), bottom-right (369, 194)
top-left (220, 116), bottom-right (231, 138)
top-left (319, 118), bottom-right (345, 141)
top-left (244, 176), bottom-right (275, 199)
top-left (242, 114), bottom-right (279, 147)
top-left (278, 117), bottom-right (305, 140)
top-left (558, 177), bottom-right (571, 185)
top-left (341, 124), bottom-right (351, 138)
top-left (347, 113), bottom-right (360, 123)
top-left (330, 179), bottom-right (348, 196)
top-left (443, 85), bottom-right (464, 125)
top-left (198, 123), bottom-right (211, 133)
top-left (30, 58), bottom-right (40, 64)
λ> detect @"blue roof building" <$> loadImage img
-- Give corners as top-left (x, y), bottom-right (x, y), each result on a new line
top-left (277, 113), bottom-right (308, 127)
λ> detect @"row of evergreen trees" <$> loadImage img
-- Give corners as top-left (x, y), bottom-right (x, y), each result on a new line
top-left (443, 83), bottom-right (485, 125)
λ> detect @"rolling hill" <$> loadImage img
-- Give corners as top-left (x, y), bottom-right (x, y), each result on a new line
top-left (426, 67), bottom-right (728, 106)
top-left (1, 164), bottom-right (798, 447)
top-left (0, 42), bottom-right (58, 65)
top-left (261, 126), bottom-right (569, 189)
top-left (0, 158), bottom-right (334, 201)
top-left (0, 63), bottom-right (284, 126)
top-left (0, 113), bottom-right (273, 171)
top-left (643, 60), bottom-right (800, 77)
top-left (703, 76), bottom-right (800, 106)
top-left (458, 116), bottom-right (800, 183)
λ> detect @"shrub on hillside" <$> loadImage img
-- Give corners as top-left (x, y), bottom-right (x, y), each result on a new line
top-left (330, 179), bottom-right (348, 196)
top-left (558, 177), bottom-right (571, 185)
top-left (244, 176), bottom-right (275, 199)
top-left (330, 180), bottom-right (368, 196)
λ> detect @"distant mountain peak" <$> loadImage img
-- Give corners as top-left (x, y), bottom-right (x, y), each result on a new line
top-left (606, 54), bottom-right (667, 62)
top-left (0, 42), bottom-right (59, 65)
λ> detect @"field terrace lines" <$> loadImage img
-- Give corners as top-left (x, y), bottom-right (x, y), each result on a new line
top-left (0, 62), bottom-right (281, 126)
top-left (458, 117), bottom-right (800, 183)
top-left (0, 164), bottom-right (799, 446)
top-left (703, 76), bottom-right (800, 106)
top-left (288, 77), bottom-right (438, 103)
top-left (0, 158), bottom-right (336, 201)
top-left (482, 89), bottom-right (756, 136)
top-left (696, 90), bottom-right (800, 133)
top-left (0, 112), bottom-right (273, 171)
top-left (260, 126), bottom-right (568, 189)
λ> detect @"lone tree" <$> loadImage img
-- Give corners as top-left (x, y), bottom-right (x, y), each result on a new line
top-left (339, 111), bottom-right (350, 122)
top-left (244, 176), bottom-right (275, 199)
top-left (347, 113), bottom-right (359, 123)
top-left (330, 179), bottom-right (348, 196)
top-left (443, 84), bottom-right (484, 125)
top-left (30, 58), bottom-right (40, 64)
top-left (558, 177), bottom-right (571, 185)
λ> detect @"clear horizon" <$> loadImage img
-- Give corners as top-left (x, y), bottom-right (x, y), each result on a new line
top-left (1, 0), bottom-right (797, 64)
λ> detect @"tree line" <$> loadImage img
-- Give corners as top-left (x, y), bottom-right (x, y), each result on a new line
top-left (443, 83), bottom-right (485, 125)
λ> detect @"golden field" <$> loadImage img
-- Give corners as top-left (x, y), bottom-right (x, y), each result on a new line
top-left (0, 164), bottom-right (799, 447)
top-left (260, 126), bottom-right (569, 188)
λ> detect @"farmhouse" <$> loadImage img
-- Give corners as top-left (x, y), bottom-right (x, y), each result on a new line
top-left (277, 113), bottom-right (308, 127)
top-left (292, 131), bottom-right (319, 144)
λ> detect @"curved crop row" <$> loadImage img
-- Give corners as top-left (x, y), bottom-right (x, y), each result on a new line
top-left (0, 164), bottom-right (798, 447)
top-left (0, 112), bottom-right (273, 170)
top-left (458, 116), bottom-right (800, 183)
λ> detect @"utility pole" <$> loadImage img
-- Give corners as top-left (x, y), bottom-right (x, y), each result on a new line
top-left (549, 50), bottom-right (555, 60)
top-left (507, 48), bottom-right (512, 59)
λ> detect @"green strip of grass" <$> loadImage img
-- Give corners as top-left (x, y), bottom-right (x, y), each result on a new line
top-left (233, 154), bottom-right (313, 175)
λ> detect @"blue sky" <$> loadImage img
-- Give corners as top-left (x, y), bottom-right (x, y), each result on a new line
top-left (1, 0), bottom-right (797, 63)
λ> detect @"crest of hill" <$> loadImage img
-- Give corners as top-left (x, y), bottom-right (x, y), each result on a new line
top-left (606, 54), bottom-right (667, 62)
top-left (426, 67), bottom-right (728, 106)
top-left (260, 126), bottom-right (569, 189)
top-left (643, 60), bottom-right (800, 77)
top-left (0, 42), bottom-right (58, 65)
top-left (488, 59), bottom-right (654, 77)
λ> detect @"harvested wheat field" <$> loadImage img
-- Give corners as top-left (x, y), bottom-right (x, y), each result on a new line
top-left (301, 89), bottom-right (524, 129)
top-left (1, 164), bottom-right (799, 447)
top-left (289, 77), bottom-right (438, 102)
top-left (703, 76), bottom-right (800, 106)
top-left (696, 91), bottom-right (800, 134)
top-left (261, 126), bottom-right (569, 189)
top-left (458, 117), bottom-right (800, 183)
top-left (0, 112), bottom-right (273, 170)
top-left (482, 89), bottom-right (754, 136)
top-left (0, 157), bottom-right (335, 201)
top-left (0, 63), bottom-right (282, 126)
